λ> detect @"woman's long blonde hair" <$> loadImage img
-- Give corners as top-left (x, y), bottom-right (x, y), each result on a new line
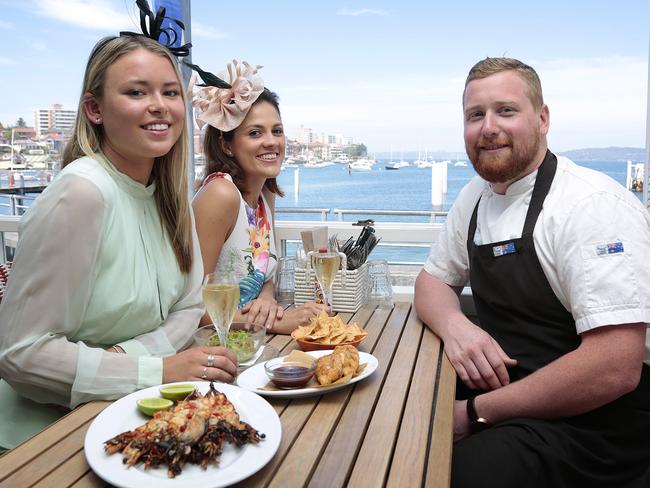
top-left (63, 35), bottom-right (193, 273)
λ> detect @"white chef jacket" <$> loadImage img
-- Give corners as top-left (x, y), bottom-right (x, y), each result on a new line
top-left (424, 155), bottom-right (650, 363)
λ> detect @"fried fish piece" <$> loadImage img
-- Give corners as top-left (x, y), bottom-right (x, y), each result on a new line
top-left (336, 345), bottom-right (359, 377)
top-left (316, 351), bottom-right (345, 385)
top-left (315, 345), bottom-right (360, 385)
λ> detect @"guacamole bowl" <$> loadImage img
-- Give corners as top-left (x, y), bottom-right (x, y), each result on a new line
top-left (194, 322), bottom-right (266, 363)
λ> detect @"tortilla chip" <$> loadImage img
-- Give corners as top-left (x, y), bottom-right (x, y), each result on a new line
top-left (292, 312), bottom-right (367, 346)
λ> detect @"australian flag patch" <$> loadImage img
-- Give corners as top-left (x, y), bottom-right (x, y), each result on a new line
top-left (595, 241), bottom-right (624, 256)
top-left (492, 242), bottom-right (517, 257)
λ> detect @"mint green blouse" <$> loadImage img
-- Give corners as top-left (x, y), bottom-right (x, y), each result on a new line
top-left (0, 155), bottom-right (204, 449)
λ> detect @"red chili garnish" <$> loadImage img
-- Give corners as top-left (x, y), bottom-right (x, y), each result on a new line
top-left (186, 413), bottom-right (193, 419)
top-left (180, 425), bottom-right (186, 432)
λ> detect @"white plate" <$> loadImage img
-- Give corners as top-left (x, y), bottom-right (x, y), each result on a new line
top-left (236, 350), bottom-right (378, 398)
top-left (84, 382), bottom-right (281, 488)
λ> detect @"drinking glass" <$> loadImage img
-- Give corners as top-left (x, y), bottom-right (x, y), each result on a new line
top-left (367, 259), bottom-right (394, 308)
top-left (275, 256), bottom-right (297, 306)
top-left (308, 250), bottom-right (347, 310)
top-left (202, 272), bottom-right (240, 352)
top-left (295, 244), bottom-right (307, 268)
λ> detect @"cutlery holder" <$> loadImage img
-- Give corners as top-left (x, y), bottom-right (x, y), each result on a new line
top-left (293, 262), bottom-right (369, 312)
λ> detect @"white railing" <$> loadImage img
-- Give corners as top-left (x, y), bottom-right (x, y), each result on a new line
top-left (0, 216), bottom-right (20, 263)
top-left (332, 208), bottom-right (448, 222)
top-left (0, 214), bottom-right (476, 313)
top-left (276, 207), bottom-right (448, 223)
top-left (275, 207), bottom-right (331, 220)
top-left (0, 194), bottom-right (37, 216)
top-left (274, 219), bottom-right (443, 269)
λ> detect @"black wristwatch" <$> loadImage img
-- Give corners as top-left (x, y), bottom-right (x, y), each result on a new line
top-left (466, 395), bottom-right (491, 433)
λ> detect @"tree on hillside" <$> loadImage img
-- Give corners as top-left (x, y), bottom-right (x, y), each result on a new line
top-left (16, 117), bottom-right (26, 127)
top-left (344, 144), bottom-right (367, 158)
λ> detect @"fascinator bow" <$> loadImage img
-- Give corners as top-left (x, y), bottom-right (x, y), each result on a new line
top-left (120, 0), bottom-right (191, 57)
top-left (185, 59), bottom-right (264, 132)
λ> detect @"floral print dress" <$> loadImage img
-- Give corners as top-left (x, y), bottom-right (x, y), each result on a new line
top-left (203, 173), bottom-right (277, 308)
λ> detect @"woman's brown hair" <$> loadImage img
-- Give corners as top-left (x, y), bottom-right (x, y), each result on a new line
top-left (202, 88), bottom-right (284, 197)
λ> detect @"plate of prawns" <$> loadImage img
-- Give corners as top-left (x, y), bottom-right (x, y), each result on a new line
top-left (84, 382), bottom-right (281, 488)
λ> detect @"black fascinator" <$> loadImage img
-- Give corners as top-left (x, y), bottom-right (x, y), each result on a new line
top-left (183, 61), bottom-right (231, 89)
top-left (120, 0), bottom-right (191, 57)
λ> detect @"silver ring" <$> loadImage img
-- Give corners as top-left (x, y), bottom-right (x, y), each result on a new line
top-left (207, 354), bottom-right (215, 368)
top-left (201, 366), bottom-right (208, 380)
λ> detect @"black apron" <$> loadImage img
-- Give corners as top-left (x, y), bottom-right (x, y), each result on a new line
top-left (452, 151), bottom-right (650, 488)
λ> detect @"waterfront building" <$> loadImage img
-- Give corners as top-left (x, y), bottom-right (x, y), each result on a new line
top-left (11, 127), bottom-right (36, 140)
top-left (296, 125), bottom-right (315, 145)
top-left (33, 104), bottom-right (76, 137)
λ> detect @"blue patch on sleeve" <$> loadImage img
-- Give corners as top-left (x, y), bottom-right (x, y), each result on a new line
top-left (595, 241), bottom-right (624, 256)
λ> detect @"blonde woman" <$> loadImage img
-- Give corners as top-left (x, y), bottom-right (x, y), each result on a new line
top-left (0, 32), bottom-right (236, 451)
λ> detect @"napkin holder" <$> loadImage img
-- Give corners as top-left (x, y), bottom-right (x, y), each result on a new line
top-left (294, 262), bottom-right (369, 313)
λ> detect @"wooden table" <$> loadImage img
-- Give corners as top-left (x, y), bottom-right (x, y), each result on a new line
top-left (0, 301), bottom-right (456, 487)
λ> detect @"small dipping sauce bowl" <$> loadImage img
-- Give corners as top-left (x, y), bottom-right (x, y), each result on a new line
top-left (264, 357), bottom-right (316, 389)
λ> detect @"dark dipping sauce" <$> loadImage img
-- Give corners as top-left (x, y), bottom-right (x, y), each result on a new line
top-left (269, 365), bottom-right (314, 389)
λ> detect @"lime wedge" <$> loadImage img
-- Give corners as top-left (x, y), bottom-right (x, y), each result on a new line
top-left (159, 384), bottom-right (196, 401)
top-left (137, 397), bottom-right (173, 416)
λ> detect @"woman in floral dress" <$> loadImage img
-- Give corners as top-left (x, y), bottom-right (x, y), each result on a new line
top-left (191, 61), bottom-right (326, 333)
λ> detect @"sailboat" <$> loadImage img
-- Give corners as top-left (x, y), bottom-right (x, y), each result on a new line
top-left (385, 147), bottom-right (399, 170)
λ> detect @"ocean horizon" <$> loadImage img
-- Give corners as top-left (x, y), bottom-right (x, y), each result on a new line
top-left (272, 159), bottom-right (641, 264)
top-left (275, 159), bottom-right (637, 218)
top-left (0, 159), bottom-right (642, 265)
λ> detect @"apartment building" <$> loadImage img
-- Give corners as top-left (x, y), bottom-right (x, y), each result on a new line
top-left (34, 104), bottom-right (77, 137)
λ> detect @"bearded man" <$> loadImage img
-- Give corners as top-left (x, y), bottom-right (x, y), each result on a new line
top-left (414, 57), bottom-right (650, 487)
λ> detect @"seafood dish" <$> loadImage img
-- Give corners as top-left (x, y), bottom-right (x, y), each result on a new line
top-left (315, 345), bottom-right (360, 385)
top-left (104, 383), bottom-right (264, 478)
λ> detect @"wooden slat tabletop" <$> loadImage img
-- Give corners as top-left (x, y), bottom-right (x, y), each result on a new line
top-left (0, 301), bottom-right (455, 487)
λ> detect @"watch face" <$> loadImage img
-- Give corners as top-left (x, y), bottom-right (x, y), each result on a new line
top-left (470, 419), bottom-right (490, 434)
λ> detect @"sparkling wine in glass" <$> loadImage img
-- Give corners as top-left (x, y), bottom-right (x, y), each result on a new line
top-left (202, 273), bottom-right (240, 350)
top-left (310, 249), bottom-right (346, 311)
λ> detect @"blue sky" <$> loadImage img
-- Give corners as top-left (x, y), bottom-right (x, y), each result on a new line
top-left (1, 0), bottom-right (648, 153)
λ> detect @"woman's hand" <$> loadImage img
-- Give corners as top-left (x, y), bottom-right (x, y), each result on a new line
top-left (240, 295), bottom-right (284, 330)
top-left (270, 302), bottom-right (329, 334)
top-left (162, 346), bottom-right (238, 384)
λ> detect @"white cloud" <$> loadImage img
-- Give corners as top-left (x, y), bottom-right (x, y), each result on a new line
top-left (0, 20), bottom-right (13, 29)
top-left (279, 55), bottom-right (647, 152)
top-left (0, 57), bottom-right (17, 66)
top-left (33, 0), bottom-right (133, 31)
top-left (192, 22), bottom-right (227, 41)
top-left (281, 72), bottom-right (465, 151)
top-left (336, 7), bottom-right (387, 17)
top-left (534, 56), bottom-right (647, 151)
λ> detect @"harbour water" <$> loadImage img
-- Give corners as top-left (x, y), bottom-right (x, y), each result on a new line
top-left (0, 160), bottom-right (641, 264)
top-left (273, 159), bottom-right (639, 263)
top-left (275, 160), bottom-right (634, 219)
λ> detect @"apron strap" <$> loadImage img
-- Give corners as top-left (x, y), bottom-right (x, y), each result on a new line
top-left (467, 196), bottom-right (480, 254)
top-left (467, 150), bottom-right (558, 251)
top-left (522, 150), bottom-right (557, 236)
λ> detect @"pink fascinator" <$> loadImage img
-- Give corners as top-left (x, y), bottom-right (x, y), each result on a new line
top-left (188, 59), bottom-right (264, 132)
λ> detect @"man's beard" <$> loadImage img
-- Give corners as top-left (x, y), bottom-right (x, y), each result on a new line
top-left (467, 132), bottom-right (542, 184)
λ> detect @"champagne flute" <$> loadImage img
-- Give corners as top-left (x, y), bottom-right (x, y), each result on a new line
top-left (202, 273), bottom-right (240, 351)
top-left (310, 249), bottom-right (346, 311)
